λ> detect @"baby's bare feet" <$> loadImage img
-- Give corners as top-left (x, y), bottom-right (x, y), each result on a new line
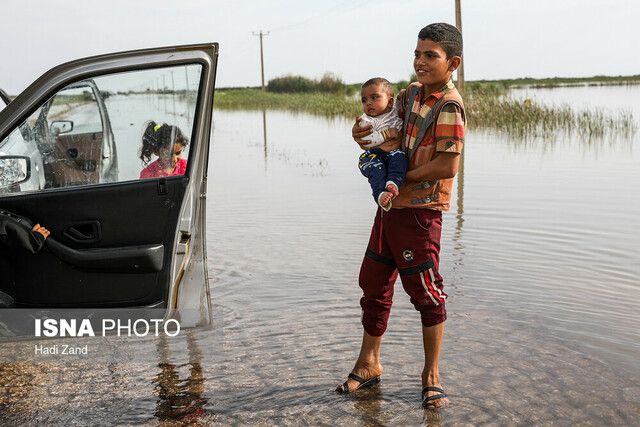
top-left (379, 191), bottom-right (393, 207)
top-left (32, 224), bottom-right (50, 239)
top-left (387, 183), bottom-right (399, 197)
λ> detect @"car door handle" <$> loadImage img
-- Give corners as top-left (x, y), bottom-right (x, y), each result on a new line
top-left (45, 238), bottom-right (164, 273)
top-left (63, 221), bottom-right (101, 243)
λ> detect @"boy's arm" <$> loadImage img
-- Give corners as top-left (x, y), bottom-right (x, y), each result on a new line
top-left (405, 152), bottom-right (459, 181)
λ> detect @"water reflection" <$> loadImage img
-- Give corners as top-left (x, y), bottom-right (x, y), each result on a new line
top-left (0, 363), bottom-right (41, 422)
top-left (153, 330), bottom-right (211, 424)
top-left (350, 386), bottom-right (384, 425)
top-left (263, 109), bottom-right (268, 168)
top-left (454, 144), bottom-right (465, 242)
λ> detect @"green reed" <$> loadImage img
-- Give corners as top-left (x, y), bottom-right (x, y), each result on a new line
top-left (215, 89), bottom-right (362, 118)
top-left (464, 87), bottom-right (636, 138)
top-left (214, 82), bottom-right (636, 139)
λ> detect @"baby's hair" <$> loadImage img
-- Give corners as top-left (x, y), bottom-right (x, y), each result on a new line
top-left (139, 121), bottom-right (189, 166)
top-left (362, 77), bottom-right (394, 99)
top-left (418, 23), bottom-right (463, 59)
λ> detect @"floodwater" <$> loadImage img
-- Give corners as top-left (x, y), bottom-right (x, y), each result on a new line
top-left (1, 85), bottom-right (640, 425)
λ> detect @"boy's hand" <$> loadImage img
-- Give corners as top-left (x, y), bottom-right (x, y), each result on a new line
top-left (32, 224), bottom-right (50, 239)
top-left (352, 116), bottom-right (373, 150)
top-left (376, 128), bottom-right (402, 152)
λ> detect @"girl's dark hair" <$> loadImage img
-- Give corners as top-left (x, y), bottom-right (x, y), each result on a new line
top-left (139, 121), bottom-right (189, 166)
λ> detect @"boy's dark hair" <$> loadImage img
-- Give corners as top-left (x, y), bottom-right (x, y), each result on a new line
top-left (418, 23), bottom-right (463, 59)
top-left (362, 77), bottom-right (394, 98)
top-left (140, 121), bottom-right (189, 166)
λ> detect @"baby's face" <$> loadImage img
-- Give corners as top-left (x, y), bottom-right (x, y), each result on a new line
top-left (361, 84), bottom-right (393, 117)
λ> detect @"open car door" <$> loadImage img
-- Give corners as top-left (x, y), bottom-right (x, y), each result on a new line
top-left (0, 44), bottom-right (217, 329)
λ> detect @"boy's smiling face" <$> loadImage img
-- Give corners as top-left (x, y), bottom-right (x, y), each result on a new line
top-left (414, 38), bottom-right (460, 93)
top-left (361, 84), bottom-right (393, 117)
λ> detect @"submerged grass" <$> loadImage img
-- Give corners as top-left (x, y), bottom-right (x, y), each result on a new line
top-left (475, 74), bottom-right (640, 89)
top-left (465, 92), bottom-right (636, 139)
top-left (215, 77), bottom-right (637, 139)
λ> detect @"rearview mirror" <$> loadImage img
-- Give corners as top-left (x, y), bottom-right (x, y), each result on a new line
top-left (50, 120), bottom-right (74, 135)
top-left (0, 156), bottom-right (31, 188)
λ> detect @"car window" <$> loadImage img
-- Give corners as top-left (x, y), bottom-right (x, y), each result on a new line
top-left (0, 64), bottom-right (202, 192)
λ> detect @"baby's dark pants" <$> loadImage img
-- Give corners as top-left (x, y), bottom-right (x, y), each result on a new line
top-left (359, 207), bottom-right (447, 336)
top-left (358, 148), bottom-right (408, 202)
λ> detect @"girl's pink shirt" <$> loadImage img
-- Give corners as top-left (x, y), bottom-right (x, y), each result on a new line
top-left (139, 158), bottom-right (188, 179)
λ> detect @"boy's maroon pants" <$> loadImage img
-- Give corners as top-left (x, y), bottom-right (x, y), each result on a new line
top-left (359, 207), bottom-right (447, 336)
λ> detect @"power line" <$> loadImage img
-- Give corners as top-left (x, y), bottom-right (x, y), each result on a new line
top-left (269, 0), bottom-right (370, 33)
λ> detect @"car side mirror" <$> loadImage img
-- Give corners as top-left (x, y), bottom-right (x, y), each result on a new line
top-left (0, 155), bottom-right (31, 188)
top-left (50, 120), bottom-right (74, 135)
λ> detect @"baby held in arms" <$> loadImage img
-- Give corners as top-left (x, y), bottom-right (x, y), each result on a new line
top-left (357, 78), bottom-right (407, 210)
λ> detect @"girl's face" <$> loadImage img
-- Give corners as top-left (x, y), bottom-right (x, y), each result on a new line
top-left (157, 142), bottom-right (184, 170)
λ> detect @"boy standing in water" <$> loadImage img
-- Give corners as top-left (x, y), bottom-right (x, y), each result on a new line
top-left (337, 23), bottom-right (465, 410)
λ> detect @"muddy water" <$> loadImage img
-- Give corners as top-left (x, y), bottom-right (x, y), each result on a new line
top-left (1, 86), bottom-right (639, 425)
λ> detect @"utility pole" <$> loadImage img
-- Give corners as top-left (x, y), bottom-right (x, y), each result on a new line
top-left (253, 30), bottom-right (270, 91)
top-left (455, 0), bottom-right (465, 94)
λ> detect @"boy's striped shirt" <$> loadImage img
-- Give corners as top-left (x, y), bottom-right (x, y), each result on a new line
top-left (399, 80), bottom-right (465, 162)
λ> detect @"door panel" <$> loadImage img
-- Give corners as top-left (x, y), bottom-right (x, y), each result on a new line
top-left (0, 44), bottom-right (217, 318)
top-left (0, 176), bottom-right (187, 307)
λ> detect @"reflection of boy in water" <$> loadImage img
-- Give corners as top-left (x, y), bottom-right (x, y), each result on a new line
top-left (357, 78), bottom-right (407, 211)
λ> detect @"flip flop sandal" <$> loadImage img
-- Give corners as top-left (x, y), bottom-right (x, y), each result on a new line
top-left (422, 386), bottom-right (447, 408)
top-left (336, 373), bottom-right (381, 393)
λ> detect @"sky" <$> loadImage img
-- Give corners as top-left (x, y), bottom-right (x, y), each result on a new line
top-left (1, 0), bottom-right (639, 95)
